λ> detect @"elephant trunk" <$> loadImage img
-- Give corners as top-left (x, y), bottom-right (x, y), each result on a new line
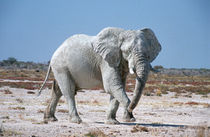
top-left (128, 53), bottom-right (150, 112)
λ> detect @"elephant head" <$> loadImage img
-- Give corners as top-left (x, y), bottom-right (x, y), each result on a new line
top-left (92, 27), bottom-right (161, 112)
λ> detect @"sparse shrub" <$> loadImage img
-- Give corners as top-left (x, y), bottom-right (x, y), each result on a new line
top-left (143, 86), bottom-right (156, 96)
top-left (185, 101), bottom-right (199, 105)
top-left (5, 89), bottom-right (13, 94)
top-left (161, 90), bottom-right (168, 94)
top-left (27, 91), bottom-right (35, 94)
top-left (1, 116), bottom-right (9, 119)
top-left (57, 109), bottom-right (68, 113)
top-left (144, 91), bottom-right (152, 96)
top-left (131, 124), bottom-right (149, 133)
top-left (77, 100), bottom-right (102, 106)
top-left (37, 109), bottom-right (44, 113)
top-left (85, 129), bottom-right (108, 137)
top-left (202, 95), bottom-right (208, 98)
top-left (156, 89), bottom-right (162, 96)
top-left (59, 99), bottom-right (65, 104)
top-left (195, 126), bottom-right (208, 137)
top-left (16, 98), bottom-right (23, 103)
top-left (203, 103), bottom-right (210, 108)
top-left (0, 89), bottom-right (13, 94)
top-left (158, 85), bottom-right (169, 94)
top-left (3, 57), bottom-right (17, 65)
top-left (154, 65), bottom-right (164, 70)
top-left (174, 102), bottom-right (184, 106)
top-left (92, 100), bottom-right (99, 104)
top-left (78, 100), bottom-right (88, 104)
top-left (9, 106), bottom-right (25, 110)
top-left (172, 93), bottom-right (179, 98)
top-left (185, 94), bottom-right (192, 98)
top-left (1, 129), bottom-right (22, 136)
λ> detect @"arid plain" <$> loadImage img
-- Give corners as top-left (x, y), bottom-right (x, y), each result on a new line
top-left (0, 69), bottom-right (209, 137)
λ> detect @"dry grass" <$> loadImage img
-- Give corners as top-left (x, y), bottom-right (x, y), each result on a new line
top-left (78, 100), bottom-right (90, 104)
top-left (0, 89), bottom-right (13, 94)
top-left (0, 69), bottom-right (53, 90)
top-left (1, 69), bottom-right (210, 96)
top-left (85, 129), bottom-right (108, 137)
top-left (131, 124), bottom-right (149, 133)
top-left (173, 101), bottom-right (210, 108)
top-left (0, 81), bottom-right (52, 90)
top-left (188, 125), bottom-right (210, 137)
top-left (45, 98), bottom-right (65, 105)
top-left (143, 84), bottom-right (210, 96)
top-left (37, 109), bottom-right (44, 113)
top-left (16, 98), bottom-right (23, 103)
top-left (174, 102), bottom-right (184, 106)
top-left (185, 102), bottom-right (210, 108)
top-left (77, 100), bottom-right (103, 106)
top-left (185, 101), bottom-right (199, 105)
top-left (156, 89), bottom-right (162, 96)
top-left (59, 99), bottom-right (65, 104)
top-left (9, 106), bottom-right (25, 110)
top-left (1, 129), bottom-right (23, 136)
top-left (57, 109), bottom-right (68, 113)
top-left (89, 109), bottom-right (106, 112)
top-left (0, 69), bottom-right (53, 81)
top-left (127, 72), bottom-right (210, 96)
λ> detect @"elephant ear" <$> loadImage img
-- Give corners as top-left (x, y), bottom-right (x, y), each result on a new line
top-left (141, 28), bottom-right (161, 63)
top-left (92, 27), bottom-right (124, 67)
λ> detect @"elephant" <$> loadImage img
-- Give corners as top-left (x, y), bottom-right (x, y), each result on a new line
top-left (38, 27), bottom-right (161, 124)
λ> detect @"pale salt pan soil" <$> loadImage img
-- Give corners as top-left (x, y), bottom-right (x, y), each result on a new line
top-left (0, 87), bottom-right (210, 137)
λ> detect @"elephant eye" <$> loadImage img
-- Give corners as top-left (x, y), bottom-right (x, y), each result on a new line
top-left (128, 48), bottom-right (132, 53)
top-left (147, 55), bottom-right (150, 60)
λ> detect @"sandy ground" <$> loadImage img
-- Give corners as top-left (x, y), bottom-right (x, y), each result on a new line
top-left (0, 86), bottom-right (210, 137)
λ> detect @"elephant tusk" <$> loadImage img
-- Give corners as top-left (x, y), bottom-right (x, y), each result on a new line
top-left (129, 68), bottom-right (134, 74)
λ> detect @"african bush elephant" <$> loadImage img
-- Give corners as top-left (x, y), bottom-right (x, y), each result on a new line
top-left (39, 27), bottom-right (161, 124)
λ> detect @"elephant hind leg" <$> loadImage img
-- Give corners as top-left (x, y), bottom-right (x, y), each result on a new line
top-left (53, 69), bottom-right (82, 124)
top-left (44, 79), bottom-right (62, 122)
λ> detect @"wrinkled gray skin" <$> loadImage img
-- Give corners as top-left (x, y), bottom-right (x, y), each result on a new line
top-left (39, 27), bottom-right (161, 124)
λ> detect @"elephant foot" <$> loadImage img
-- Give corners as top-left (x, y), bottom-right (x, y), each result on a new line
top-left (123, 111), bottom-right (136, 122)
top-left (123, 117), bottom-right (136, 122)
top-left (69, 116), bottom-right (82, 124)
top-left (44, 115), bottom-right (58, 122)
top-left (105, 118), bottom-right (120, 125)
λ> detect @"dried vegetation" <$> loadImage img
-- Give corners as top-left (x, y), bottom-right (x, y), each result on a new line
top-left (0, 69), bottom-right (209, 97)
top-left (85, 129), bottom-right (108, 137)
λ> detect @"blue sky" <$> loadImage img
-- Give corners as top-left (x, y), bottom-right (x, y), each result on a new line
top-left (0, 0), bottom-right (209, 68)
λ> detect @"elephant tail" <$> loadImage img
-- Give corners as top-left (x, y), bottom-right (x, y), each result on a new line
top-left (37, 65), bottom-right (51, 96)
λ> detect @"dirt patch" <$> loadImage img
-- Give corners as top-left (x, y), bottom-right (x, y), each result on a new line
top-left (0, 86), bottom-right (209, 137)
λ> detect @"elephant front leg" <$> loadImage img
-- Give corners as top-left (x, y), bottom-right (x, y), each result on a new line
top-left (111, 90), bottom-right (135, 122)
top-left (102, 67), bottom-right (136, 123)
top-left (105, 95), bottom-right (120, 124)
top-left (122, 109), bottom-right (136, 122)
